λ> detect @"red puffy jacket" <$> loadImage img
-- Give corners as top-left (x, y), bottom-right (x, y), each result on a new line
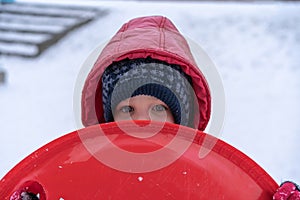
top-left (81, 16), bottom-right (211, 130)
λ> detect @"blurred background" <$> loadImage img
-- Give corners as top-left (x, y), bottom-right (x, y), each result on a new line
top-left (0, 0), bottom-right (299, 185)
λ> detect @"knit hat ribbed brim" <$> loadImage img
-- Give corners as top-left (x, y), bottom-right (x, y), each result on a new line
top-left (101, 58), bottom-right (195, 127)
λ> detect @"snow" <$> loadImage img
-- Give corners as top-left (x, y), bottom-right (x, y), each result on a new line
top-left (0, 13), bottom-right (80, 26)
top-left (1, 3), bottom-right (98, 17)
top-left (0, 22), bottom-right (65, 33)
top-left (0, 32), bottom-right (51, 43)
top-left (1, 0), bottom-right (300, 186)
top-left (0, 42), bottom-right (37, 55)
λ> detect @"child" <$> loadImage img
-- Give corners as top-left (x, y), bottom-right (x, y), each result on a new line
top-left (81, 16), bottom-right (210, 131)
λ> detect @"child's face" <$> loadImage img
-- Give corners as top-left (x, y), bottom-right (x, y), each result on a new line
top-left (113, 95), bottom-right (174, 123)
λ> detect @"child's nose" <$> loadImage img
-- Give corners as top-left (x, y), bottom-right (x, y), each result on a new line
top-left (132, 111), bottom-right (151, 121)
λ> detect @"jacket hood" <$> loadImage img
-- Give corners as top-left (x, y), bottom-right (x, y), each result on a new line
top-left (81, 16), bottom-right (211, 131)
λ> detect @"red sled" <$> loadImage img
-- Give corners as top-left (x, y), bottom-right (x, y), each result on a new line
top-left (0, 121), bottom-right (278, 199)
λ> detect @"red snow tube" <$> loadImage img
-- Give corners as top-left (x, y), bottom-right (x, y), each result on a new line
top-left (0, 121), bottom-right (278, 199)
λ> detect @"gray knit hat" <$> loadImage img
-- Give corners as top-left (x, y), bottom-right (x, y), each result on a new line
top-left (101, 58), bottom-right (194, 127)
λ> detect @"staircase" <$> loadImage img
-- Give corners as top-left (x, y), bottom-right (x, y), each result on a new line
top-left (0, 2), bottom-right (108, 57)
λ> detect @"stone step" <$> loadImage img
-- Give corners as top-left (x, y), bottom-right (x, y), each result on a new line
top-left (0, 2), bottom-right (108, 58)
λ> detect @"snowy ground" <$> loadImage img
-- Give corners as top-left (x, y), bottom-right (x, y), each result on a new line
top-left (0, 0), bottom-right (300, 185)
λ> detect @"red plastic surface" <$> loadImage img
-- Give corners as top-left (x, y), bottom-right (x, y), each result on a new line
top-left (0, 121), bottom-right (278, 199)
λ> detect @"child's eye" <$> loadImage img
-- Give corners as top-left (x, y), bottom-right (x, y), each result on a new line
top-left (152, 104), bottom-right (168, 112)
top-left (120, 105), bottom-right (134, 113)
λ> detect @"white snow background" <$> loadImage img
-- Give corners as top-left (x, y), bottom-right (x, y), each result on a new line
top-left (0, 0), bottom-right (299, 185)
